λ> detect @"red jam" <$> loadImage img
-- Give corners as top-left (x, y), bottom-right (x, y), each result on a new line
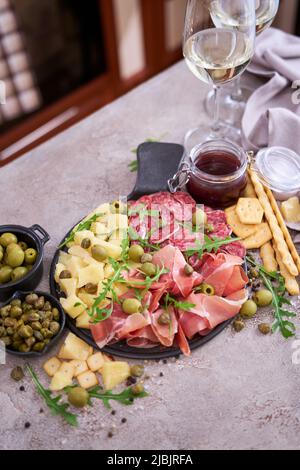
top-left (186, 142), bottom-right (247, 208)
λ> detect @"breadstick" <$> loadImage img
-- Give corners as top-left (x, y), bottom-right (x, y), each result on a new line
top-left (273, 242), bottom-right (300, 296)
top-left (260, 242), bottom-right (278, 273)
top-left (249, 171), bottom-right (299, 277)
top-left (265, 187), bottom-right (300, 273)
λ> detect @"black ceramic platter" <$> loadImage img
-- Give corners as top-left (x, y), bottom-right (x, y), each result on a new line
top-left (49, 142), bottom-right (243, 360)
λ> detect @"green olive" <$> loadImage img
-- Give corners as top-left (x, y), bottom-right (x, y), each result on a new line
top-left (0, 266), bottom-right (13, 283)
top-left (6, 247), bottom-right (25, 268)
top-left (25, 293), bottom-right (38, 305)
top-left (122, 298), bottom-right (142, 315)
top-left (128, 244), bottom-right (144, 263)
top-left (258, 323), bottom-right (271, 335)
top-left (140, 253), bottom-right (153, 264)
top-left (131, 383), bottom-right (145, 395)
top-left (253, 289), bottom-right (273, 308)
top-left (6, 243), bottom-right (19, 253)
top-left (197, 283), bottom-right (215, 296)
top-left (84, 283), bottom-right (98, 294)
top-left (59, 270), bottom-right (72, 280)
top-left (68, 387), bottom-right (89, 408)
top-left (240, 300), bottom-right (257, 319)
top-left (24, 248), bottom-right (37, 265)
top-left (192, 209), bottom-right (207, 227)
top-left (184, 264), bottom-right (194, 276)
top-left (91, 245), bottom-right (107, 262)
top-left (81, 238), bottom-right (91, 249)
top-left (18, 325), bottom-right (33, 339)
top-left (233, 319), bottom-right (245, 332)
top-left (18, 241), bottom-right (28, 251)
top-left (10, 306), bottom-right (23, 318)
top-left (0, 232), bottom-right (18, 247)
top-left (110, 200), bottom-right (126, 214)
top-left (11, 267), bottom-right (28, 282)
top-left (141, 262), bottom-right (157, 277)
top-left (32, 342), bottom-right (45, 352)
top-left (130, 365), bottom-right (144, 377)
top-left (158, 311), bottom-right (171, 325)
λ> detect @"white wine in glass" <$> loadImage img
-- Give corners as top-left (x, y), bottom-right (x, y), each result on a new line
top-left (183, 0), bottom-right (256, 151)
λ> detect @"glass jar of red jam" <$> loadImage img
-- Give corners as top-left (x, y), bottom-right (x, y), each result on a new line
top-left (169, 140), bottom-right (248, 208)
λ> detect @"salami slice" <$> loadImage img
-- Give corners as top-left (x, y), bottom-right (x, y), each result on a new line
top-left (220, 241), bottom-right (246, 259)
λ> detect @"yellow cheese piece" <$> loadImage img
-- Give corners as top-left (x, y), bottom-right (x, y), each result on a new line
top-left (281, 197), bottom-right (300, 223)
top-left (75, 311), bottom-right (92, 329)
top-left (70, 360), bottom-right (89, 377)
top-left (43, 357), bottom-right (61, 377)
top-left (77, 264), bottom-right (104, 288)
top-left (73, 229), bottom-right (95, 246)
top-left (59, 278), bottom-right (78, 297)
top-left (77, 370), bottom-right (98, 389)
top-left (60, 295), bottom-right (87, 319)
top-left (87, 352), bottom-right (105, 371)
top-left (101, 361), bottom-right (131, 390)
top-left (58, 332), bottom-right (91, 361)
top-left (92, 239), bottom-right (122, 259)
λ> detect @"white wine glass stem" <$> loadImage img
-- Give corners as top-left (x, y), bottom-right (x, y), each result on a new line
top-left (212, 85), bottom-right (221, 135)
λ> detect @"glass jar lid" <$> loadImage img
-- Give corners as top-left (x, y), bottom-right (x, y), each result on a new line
top-left (253, 147), bottom-right (300, 193)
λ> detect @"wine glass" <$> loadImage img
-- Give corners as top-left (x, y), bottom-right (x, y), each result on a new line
top-left (205, 0), bottom-right (280, 127)
top-left (183, 0), bottom-right (256, 152)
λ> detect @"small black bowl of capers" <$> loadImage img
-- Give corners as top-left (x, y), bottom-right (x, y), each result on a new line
top-left (0, 225), bottom-right (50, 302)
top-left (0, 291), bottom-right (66, 357)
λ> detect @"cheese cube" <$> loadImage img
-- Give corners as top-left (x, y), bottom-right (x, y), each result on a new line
top-left (60, 295), bottom-right (87, 319)
top-left (70, 360), bottom-right (89, 377)
top-left (68, 246), bottom-right (99, 265)
top-left (77, 264), bottom-right (104, 288)
top-left (58, 362), bottom-right (75, 378)
top-left (49, 362), bottom-right (74, 391)
top-left (67, 255), bottom-right (87, 278)
top-left (77, 370), bottom-right (98, 389)
top-left (59, 278), bottom-right (78, 297)
top-left (57, 332), bottom-right (91, 361)
top-left (73, 230), bottom-right (95, 246)
top-left (43, 357), bottom-right (61, 377)
top-left (87, 352), bottom-right (105, 372)
top-left (104, 263), bottom-right (115, 279)
top-left (76, 311), bottom-right (91, 329)
top-left (90, 222), bottom-right (109, 236)
top-left (101, 361), bottom-right (131, 390)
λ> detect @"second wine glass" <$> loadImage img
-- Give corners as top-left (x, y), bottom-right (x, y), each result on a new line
top-left (183, 0), bottom-right (256, 152)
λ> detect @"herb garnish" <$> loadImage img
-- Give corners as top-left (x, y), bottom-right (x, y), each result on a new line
top-left (246, 257), bottom-right (296, 338)
top-left (128, 226), bottom-right (160, 252)
top-left (185, 235), bottom-right (240, 259)
top-left (58, 213), bottom-right (103, 249)
top-left (86, 385), bottom-right (148, 409)
top-left (26, 364), bottom-right (78, 427)
top-left (164, 293), bottom-right (195, 311)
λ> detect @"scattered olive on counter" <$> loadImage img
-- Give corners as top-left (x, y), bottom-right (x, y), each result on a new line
top-left (240, 300), bottom-right (258, 319)
top-left (253, 289), bottom-right (273, 308)
top-left (232, 319), bottom-right (245, 332)
top-left (0, 232), bottom-right (38, 285)
top-left (67, 386), bottom-right (89, 408)
top-left (11, 366), bottom-right (24, 381)
top-left (0, 294), bottom-right (61, 353)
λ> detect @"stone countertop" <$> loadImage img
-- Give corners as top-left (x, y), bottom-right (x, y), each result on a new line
top-left (0, 62), bottom-right (299, 450)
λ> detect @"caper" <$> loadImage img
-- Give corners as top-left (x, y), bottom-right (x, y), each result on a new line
top-left (131, 383), bottom-right (145, 395)
top-left (10, 306), bottom-right (23, 318)
top-left (140, 253), bottom-right (153, 264)
top-left (18, 343), bottom-right (30, 353)
top-left (44, 301), bottom-right (52, 312)
top-left (253, 289), bottom-right (273, 308)
top-left (122, 298), bottom-right (142, 315)
top-left (32, 342), bottom-right (45, 352)
top-left (44, 338), bottom-right (50, 345)
top-left (1, 336), bottom-right (11, 346)
top-left (27, 312), bottom-right (40, 322)
top-left (40, 328), bottom-right (53, 338)
top-left (52, 308), bottom-right (60, 321)
top-left (6, 327), bottom-right (14, 336)
top-left (0, 305), bottom-right (11, 317)
top-left (12, 341), bottom-right (22, 350)
top-left (33, 330), bottom-right (43, 341)
top-left (18, 241), bottom-right (28, 251)
top-left (49, 321), bottom-right (60, 335)
top-left (192, 208), bottom-right (207, 227)
top-left (25, 293), bottom-right (38, 305)
top-left (16, 320), bottom-right (24, 329)
top-left (81, 238), bottom-right (91, 249)
top-left (4, 317), bottom-right (17, 328)
top-left (197, 283), bottom-right (215, 296)
top-left (12, 331), bottom-right (21, 341)
top-left (258, 323), bottom-right (271, 335)
top-left (11, 366), bottom-right (24, 381)
top-left (59, 270), bottom-right (72, 280)
top-left (249, 268), bottom-right (259, 279)
top-left (141, 262), bottom-right (157, 277)
top-left (240, 300), bottom-right (257, 319)
top-left (18, 325), bottom-right (33, 339)
top-left (68, 387), bottom-right (89, 408)
top-left (0, 326), bottom-right (5, 337)
top-left (84, 283), bottom-right (98, 294)
top-left (0, 232), bottom-right (18, 247)
top-left (233, 319), bottom-right (245, 332)
top-left (25, 337), bottom-right (36, 348)
top-left (184, 264), bottom-right (194, 276)
top-left (41, 320), bottom-right (50, 329)
top-left (21, 313), bottom-right (30, 323)
top-left (44, 311), bottom-right (53, 321)
top-left (91, 245), bottom-right (107, 262)
top-left (158, 311), bottom-right (171, 325)
top-left (21, 302), bottom-right (32, 312)
top-left (35, 296), bottom-right (45, 310)
top-left (10, 299), bottom-right (22, 307)
top-left (128, 245), bottom-right (144, 263)
top-left (130, 365), bottom-right (144, 377)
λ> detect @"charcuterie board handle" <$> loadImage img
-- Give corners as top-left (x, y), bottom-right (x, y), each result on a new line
top-left (127, 142), bottom-right (185, 200)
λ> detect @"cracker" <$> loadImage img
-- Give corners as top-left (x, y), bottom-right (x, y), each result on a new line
top-left (241, 223), bottom-right (272, 249)
top-left (260, 242), bottom-right (278, 273)
top-left (241, 178), bottom-right (256, 198)
top-left (265, 187), bottom-right (300, 273)
top-left (236, 198), bottom-right (264, 225)
top-left (249, 171), bottom-right (299, 277)
top-left (226, 206), bottom-right (258, 239)
top-left (273, 242), bottom-right (300, 296)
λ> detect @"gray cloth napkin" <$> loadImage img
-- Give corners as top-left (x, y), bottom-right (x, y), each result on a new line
top-left (242, 28), bottom-right (300, 153)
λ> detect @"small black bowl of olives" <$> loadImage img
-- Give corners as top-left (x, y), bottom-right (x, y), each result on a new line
top-left (0, 291), bottom-right (66, 356)
top-left (0, 224), bottom-right (50, 302)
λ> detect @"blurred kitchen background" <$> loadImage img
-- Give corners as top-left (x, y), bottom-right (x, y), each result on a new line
top-left (0, 0), bottom-right (299, 166)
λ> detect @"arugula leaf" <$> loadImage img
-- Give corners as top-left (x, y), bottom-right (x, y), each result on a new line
top-left (185, 235), bottom-right (240, 259)
top-left (26, 364), bottom-right (78, 427)
top-left (164, 293), bottom-right (195, 311)
top-left (119, 265), bottom-right (168, 289)
top-left (87, 386), bottom-right (148, 409)
top-left (246, 256), bottom-right (296, 338)
top-left (128, 226), bottom-right (160, 252)
top-left (58, 213), bottom-right (103, 249)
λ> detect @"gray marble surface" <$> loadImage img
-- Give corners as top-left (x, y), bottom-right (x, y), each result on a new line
top-left (0, 62), bottom-right (299, 450)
